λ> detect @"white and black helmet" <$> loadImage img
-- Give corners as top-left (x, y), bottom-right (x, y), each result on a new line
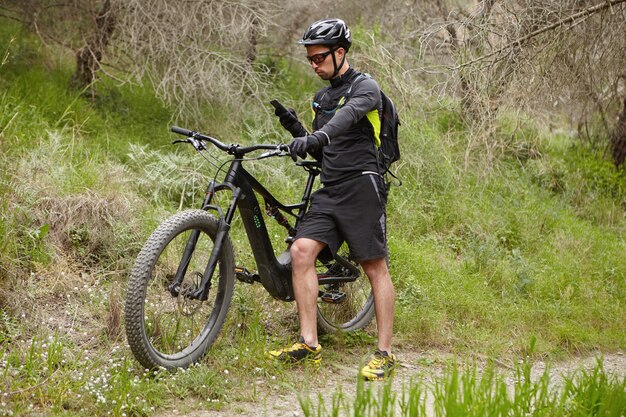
top-left (298, 18), bottom-right (352, 51)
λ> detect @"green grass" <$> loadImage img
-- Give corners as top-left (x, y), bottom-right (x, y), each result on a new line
top-left (0, 18), bottom-right (624, 416)
top-left (386, 113), bottom-right (625, 355)
top-left (300, 358), bottom-right (626, 417)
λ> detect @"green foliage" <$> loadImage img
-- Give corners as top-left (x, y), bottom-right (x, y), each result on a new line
top-left (0, 334), bottom-right (183, 416)
top-left (561, 360), bottom-right (626, 417)
top-left (300, 358), bottom-right (626, 417)
top-left (382, 109), bottom-right (625, 354)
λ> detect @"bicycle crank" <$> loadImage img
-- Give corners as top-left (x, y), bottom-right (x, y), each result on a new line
top-left (319, 289), bottom-right (347, 304)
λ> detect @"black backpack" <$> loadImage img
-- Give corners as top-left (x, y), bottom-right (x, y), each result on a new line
top-left (350, 74), bottom-right (401, 183)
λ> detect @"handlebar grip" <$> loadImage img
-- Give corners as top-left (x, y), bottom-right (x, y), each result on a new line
top-left (269, 99), bottom-right (288, 114)
top-left (171, 126), bottom-right (194, 137)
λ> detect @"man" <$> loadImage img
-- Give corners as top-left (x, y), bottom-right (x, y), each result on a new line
top-left (269, 18), bottom-right (396, 381)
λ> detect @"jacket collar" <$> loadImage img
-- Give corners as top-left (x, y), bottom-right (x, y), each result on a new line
top-left (330, 67), bottom-right (357, 88)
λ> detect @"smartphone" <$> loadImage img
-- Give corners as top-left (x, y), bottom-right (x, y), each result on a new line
top-left (270, 99), bottom-right (288, 114)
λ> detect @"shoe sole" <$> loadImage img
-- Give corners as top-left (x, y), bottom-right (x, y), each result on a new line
top-left (267, 352), bottom-right (322, 367)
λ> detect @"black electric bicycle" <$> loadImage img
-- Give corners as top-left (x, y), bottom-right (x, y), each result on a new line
top-left (124, 126), bottom-right (375, 370)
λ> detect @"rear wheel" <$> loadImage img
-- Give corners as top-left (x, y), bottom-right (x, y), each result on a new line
top-left (125, 209), bottom-right (235, 370)
top-left (316, 252), bottom-right (375, 333)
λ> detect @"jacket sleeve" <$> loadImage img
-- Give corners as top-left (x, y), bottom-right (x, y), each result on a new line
top-left (315, 77), bottom-right (381, 143)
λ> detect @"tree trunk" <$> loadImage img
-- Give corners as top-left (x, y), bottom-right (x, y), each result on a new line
top-left (71, 0), bottom-right (115, 90)
top-left (437, 0), bottom-right (498, 124)
top-left (610, 98), bottom-right (626, 168)
top-left (246, 15), bottom-right (259, 64)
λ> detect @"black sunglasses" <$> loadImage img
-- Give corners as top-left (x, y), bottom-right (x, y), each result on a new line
top-left (306, 47), bottom-right (338, 65)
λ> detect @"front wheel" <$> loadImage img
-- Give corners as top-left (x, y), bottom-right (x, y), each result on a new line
top-left (125, 209), bottom-right (235, 370)
top-left (316, 254), bottom-right (375, 333)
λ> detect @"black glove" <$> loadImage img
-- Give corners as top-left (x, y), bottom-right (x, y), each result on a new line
top-left (275, 107), bottom-right (307, 138)
top-left (289, 136), bottom-right (309, 161)
top-left (288, 132), bottom-right (329, 162)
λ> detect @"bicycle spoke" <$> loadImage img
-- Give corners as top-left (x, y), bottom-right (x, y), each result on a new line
top-left (142, 227), bottom-right (220, 356)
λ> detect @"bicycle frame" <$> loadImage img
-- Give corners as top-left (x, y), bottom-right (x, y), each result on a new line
top-left (168, 126), bottom-right (359, 303)
top-left (168, 155), bottom-right (320, 302)
top-left (206, 158), bottom-right (321, 301)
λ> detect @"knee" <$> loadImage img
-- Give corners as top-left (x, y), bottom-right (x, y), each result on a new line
top-left (362, 258), bottom-right (392, 282)
top-left (290, 239), bottom-right (318, 268)
top-left (361, 258), bottom-right (393, 287)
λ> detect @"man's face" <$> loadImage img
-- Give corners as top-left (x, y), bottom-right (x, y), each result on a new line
top-left (305, 45), bottom-right (343, 80)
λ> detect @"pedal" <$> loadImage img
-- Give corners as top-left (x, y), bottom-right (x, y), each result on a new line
top-left (235, 266), bottom-right (259, 284)
top-left (320, 290), bottom-right (346, 304)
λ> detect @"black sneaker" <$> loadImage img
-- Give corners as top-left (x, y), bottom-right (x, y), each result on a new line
top-left (268, 336), bottom-right (322, 366)
top-left (360, 349), bottom-right (397, 381)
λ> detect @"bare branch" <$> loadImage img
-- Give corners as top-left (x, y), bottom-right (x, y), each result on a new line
top-left (112, 0), bottom-right (281, 117)
top-left (449, 0), bottom-right (626, 70)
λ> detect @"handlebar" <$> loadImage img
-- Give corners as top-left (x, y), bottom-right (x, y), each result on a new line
top-left (171, 126), bottom-right (289, 157)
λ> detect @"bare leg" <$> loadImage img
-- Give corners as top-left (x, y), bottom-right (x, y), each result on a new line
top-left (290, 238), bottom-right (326, 347)
top-left (361, 257), bottom-right (395, 354)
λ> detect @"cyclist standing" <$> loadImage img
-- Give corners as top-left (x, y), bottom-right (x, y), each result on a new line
top-left (269, 18), bottom-right (396, 381)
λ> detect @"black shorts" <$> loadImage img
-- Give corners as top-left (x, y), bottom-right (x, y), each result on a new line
top-left (295, 174), bottom-right (388, 262)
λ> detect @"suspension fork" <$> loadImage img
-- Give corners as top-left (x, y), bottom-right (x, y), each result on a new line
top-left (167, 177), bottom-right (219, 297)
top-left (169, 160), bottom-right (242, 301)
top-left (167, 228), bottom-right (201, 297)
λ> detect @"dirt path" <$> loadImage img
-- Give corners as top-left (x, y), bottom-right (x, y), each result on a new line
top-left (163, 349), bottom-right (626, 417)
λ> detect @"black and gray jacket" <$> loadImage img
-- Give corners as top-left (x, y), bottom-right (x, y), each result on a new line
top-left (308, 67), bottom-right (382, 185)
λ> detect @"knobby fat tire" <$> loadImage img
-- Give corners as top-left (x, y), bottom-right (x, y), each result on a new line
top-left (125, 209), bottom-right (235, 370)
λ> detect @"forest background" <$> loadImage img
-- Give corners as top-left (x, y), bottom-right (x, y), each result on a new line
top-left (0, 0), bottom-right (625, 416)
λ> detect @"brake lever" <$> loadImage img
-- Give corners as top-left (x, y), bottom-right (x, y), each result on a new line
top-left (172, 137), bottom-right (207, 151)
top-left (189, 137), bottom-right (207, 151)
top-left (259, 145), bottom-right (290, 159)
top-left (258, 150), bottom-right (281, 159)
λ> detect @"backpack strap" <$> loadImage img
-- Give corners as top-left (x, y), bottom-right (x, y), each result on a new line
top-left (347, 74), bottom-right (402, 188)
top-left (312, 76), bottom-right (363, 116)
top-left (343, 74), bottom-right (388, 177)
